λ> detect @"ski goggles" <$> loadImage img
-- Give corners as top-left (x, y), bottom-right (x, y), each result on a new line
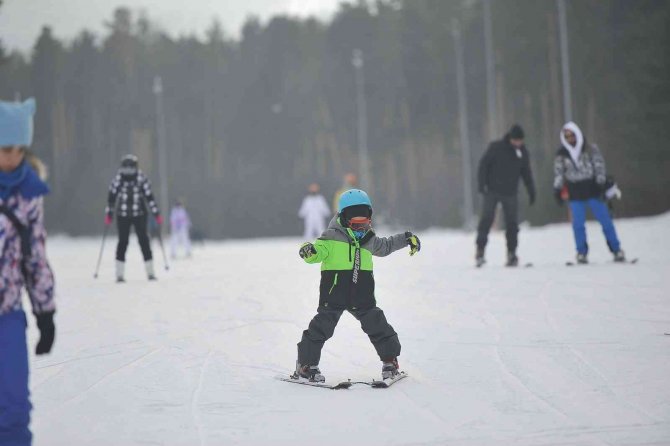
top-left (119, 166), bottom-right (138, 176)
top-left (347, 216), bottom-right (371, 232)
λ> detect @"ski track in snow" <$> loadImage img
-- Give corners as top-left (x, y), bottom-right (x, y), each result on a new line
top-left (191, 350), bottom-right (212, 446)
top-left (25, 214), bottom-right (670, 445)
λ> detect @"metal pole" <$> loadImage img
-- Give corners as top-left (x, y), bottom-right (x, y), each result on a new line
top-left (352, 49), bottom-right (370, 193)
top-left (153, 76), bottom-right (169, 235)
top-left (557, 0), bottom-right (572, 122)
top-left (453, 19), bottom-right (475, 230)
top-left (483, 0), bottom-right (497, 140)
top-left (93, 224), bottom-right (110, 278)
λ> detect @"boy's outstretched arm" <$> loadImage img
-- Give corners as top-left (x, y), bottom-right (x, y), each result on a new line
top-left (298, 239), bottom-right (330, 263)
top-left (367, 231), bottom-right (420, 257)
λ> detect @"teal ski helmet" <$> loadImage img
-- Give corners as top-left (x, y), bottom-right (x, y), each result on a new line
top-left (338, 189), bottom-right (372, 214)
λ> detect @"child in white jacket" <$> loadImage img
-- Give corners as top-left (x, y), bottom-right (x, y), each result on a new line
top-left (298, 183), bottom-right (331, 239)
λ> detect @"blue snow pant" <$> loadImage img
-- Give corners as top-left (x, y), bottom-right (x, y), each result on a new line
top-left (569, 198), bottom-right (621, 255)
top-left (0, 310), bottom-right (32, 446)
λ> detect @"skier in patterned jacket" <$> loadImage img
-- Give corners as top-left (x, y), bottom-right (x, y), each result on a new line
top-left (105, 154), bottom-right (163, 281)
top-left (0, 98), bottom-right (56, 446)
top-left (553, 121), bottom-right (625, 264)
top-left (292, 189), bottom-right (421, 383)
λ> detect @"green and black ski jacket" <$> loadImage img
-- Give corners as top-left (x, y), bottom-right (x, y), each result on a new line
top-left (304, 217), bottom-right (408, 311)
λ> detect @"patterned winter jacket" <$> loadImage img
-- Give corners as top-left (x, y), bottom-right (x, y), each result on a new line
top-left (0, 170), bottom-right (55, 316)
top-left (106, 170), bottom-right (160, 219)
top-left (303, 216), bottom-right (409, 311)
top-left (553, 144), bottom-right (607, 201)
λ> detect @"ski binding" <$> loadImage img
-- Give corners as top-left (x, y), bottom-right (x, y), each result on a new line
top-left (276, 374), bottom-right (351, 389)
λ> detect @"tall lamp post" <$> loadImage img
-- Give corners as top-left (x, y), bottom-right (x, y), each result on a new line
top-left (352, 48), bottom-right (370, 193)
top-left (557, 0), bottom-right (573, 122)
top-left (153, 76), bottom-right (169, 234)
top-left (483, 0), bottom-right (497, 140)
top-left (453, 19), bottom-right (475, 229)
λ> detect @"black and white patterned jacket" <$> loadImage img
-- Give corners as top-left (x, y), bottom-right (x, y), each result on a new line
top-left (106, 170), bottom-right (160, 218)
top-left (553, 137), bottom-right (607, 201)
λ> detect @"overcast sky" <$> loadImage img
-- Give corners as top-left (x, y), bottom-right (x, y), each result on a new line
top-left (0, 0), bottom-right (342, 53)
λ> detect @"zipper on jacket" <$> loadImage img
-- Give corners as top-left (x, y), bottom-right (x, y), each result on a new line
top-left (328, 273), bottom-right (339, 294)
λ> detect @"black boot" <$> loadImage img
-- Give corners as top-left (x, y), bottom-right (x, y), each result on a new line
top-left (505, 251), bottom-right (519, 267)
top-left (475, 247), bottom-right (485, 267)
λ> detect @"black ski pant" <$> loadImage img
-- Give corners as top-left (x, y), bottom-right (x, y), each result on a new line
top-left (297, 306), bottom-right (401, 366)
top-left (476, 193), bottom-right (519, 253)
top-left (116, 215), bottom-right (153, 262)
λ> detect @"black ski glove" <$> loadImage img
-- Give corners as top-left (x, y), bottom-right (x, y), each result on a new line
top-left (405, 232), bottom-right (421, 256)
top-left (553, 189), bottom-right (564, 206)
top-left (34, 311), bottom-right (55, 355)
top-left (299, 242), bottom-right (317, 259)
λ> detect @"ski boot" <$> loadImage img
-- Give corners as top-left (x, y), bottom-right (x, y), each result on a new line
top-left (576, 253), bottom-right (588, 264)
top-left (145, 260), bottom-right (157, 281)
top-left (292, 363), bottom-right (325, 383)
top-left (381, 358), bottom-right (400, 380)
top-left (505, 251), bottom-right (519, 267)
top-left (613, 250), bottom-right (626, 263)
top-left (116, 261), bottom-right (125, 283)
top-left (475, 247), bottom-right (485, 268)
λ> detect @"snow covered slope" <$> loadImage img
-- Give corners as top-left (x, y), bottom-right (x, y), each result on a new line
top-left (29, 214), bottom-right (670, 445)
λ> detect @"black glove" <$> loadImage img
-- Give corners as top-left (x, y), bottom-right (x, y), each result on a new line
top-left (405, 231), bottom-right (421, 256)
top-left (553, 189), bottom-right (564, 206)
top-left (529, 191), bottom-right (536, 206)
top-left (35, 311), bottom-right (55, 355)
top-left (298, 242), bottom-right (317, 259)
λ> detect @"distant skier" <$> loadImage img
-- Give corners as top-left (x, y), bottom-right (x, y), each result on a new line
top-left (0, 98), bottom-right (56, 446)
top-left (476, 124), bottom-right (536, 267)
top-left (553, 122), bottom-right (626, 263)
top-left (298, 183), bottom-right (330, 239)
top-left (293, 189), bottom-right (421, 383)
top-left (170, 199), bottom-right (192, 258)
top-left (331, 172), bottom-right (357, 214)
top-left (104, 154), bottom-right (163, 281)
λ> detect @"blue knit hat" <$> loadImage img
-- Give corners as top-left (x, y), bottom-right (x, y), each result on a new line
top-left (0, 98), bottom-right (36, 147)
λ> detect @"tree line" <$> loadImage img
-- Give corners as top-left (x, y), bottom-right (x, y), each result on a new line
top-left (1, 0), bottom-right (668, 237)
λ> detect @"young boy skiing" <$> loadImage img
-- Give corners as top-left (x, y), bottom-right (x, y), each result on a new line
top-left (0, 98), bottom-right (56, 446)
top-left (292, 189), bottom-right (421, 383)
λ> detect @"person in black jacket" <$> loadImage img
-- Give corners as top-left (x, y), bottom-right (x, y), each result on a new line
top-left (476, 124), bottom-right (535, 267)
top-left (104, 154), bottom-right (163, 282)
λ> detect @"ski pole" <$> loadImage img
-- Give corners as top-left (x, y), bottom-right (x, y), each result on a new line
top-left (93, 224), bottom-right (109, 279)
top-left (156, 228), bottom-right (170, 271)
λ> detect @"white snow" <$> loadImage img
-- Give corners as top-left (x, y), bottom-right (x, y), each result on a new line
top-left (28, 213), bottom-right (670, 445)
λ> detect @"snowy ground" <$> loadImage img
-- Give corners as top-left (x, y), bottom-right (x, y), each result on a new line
top-left (27, 214), bottom-right (670, 446)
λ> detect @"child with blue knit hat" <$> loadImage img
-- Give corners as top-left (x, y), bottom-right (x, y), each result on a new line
top-left (0, 98), bottom-right (56, 446)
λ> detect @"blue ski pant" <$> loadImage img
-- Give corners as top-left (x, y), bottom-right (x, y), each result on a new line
top-left (569, 198), bottom-right (621, 255)
top-left (0, 310), bottom-right (32, 446)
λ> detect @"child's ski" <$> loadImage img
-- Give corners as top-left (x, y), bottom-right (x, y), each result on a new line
top-left (347, 371), bottom-right (409, 388)
top-left (276, 375), bottom-right (351, 390)
top-left (371, 371), bottom-right (408, 388)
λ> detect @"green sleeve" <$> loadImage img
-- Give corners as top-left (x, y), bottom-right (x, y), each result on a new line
top-left (304, 239), bottom-right (330, 264)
